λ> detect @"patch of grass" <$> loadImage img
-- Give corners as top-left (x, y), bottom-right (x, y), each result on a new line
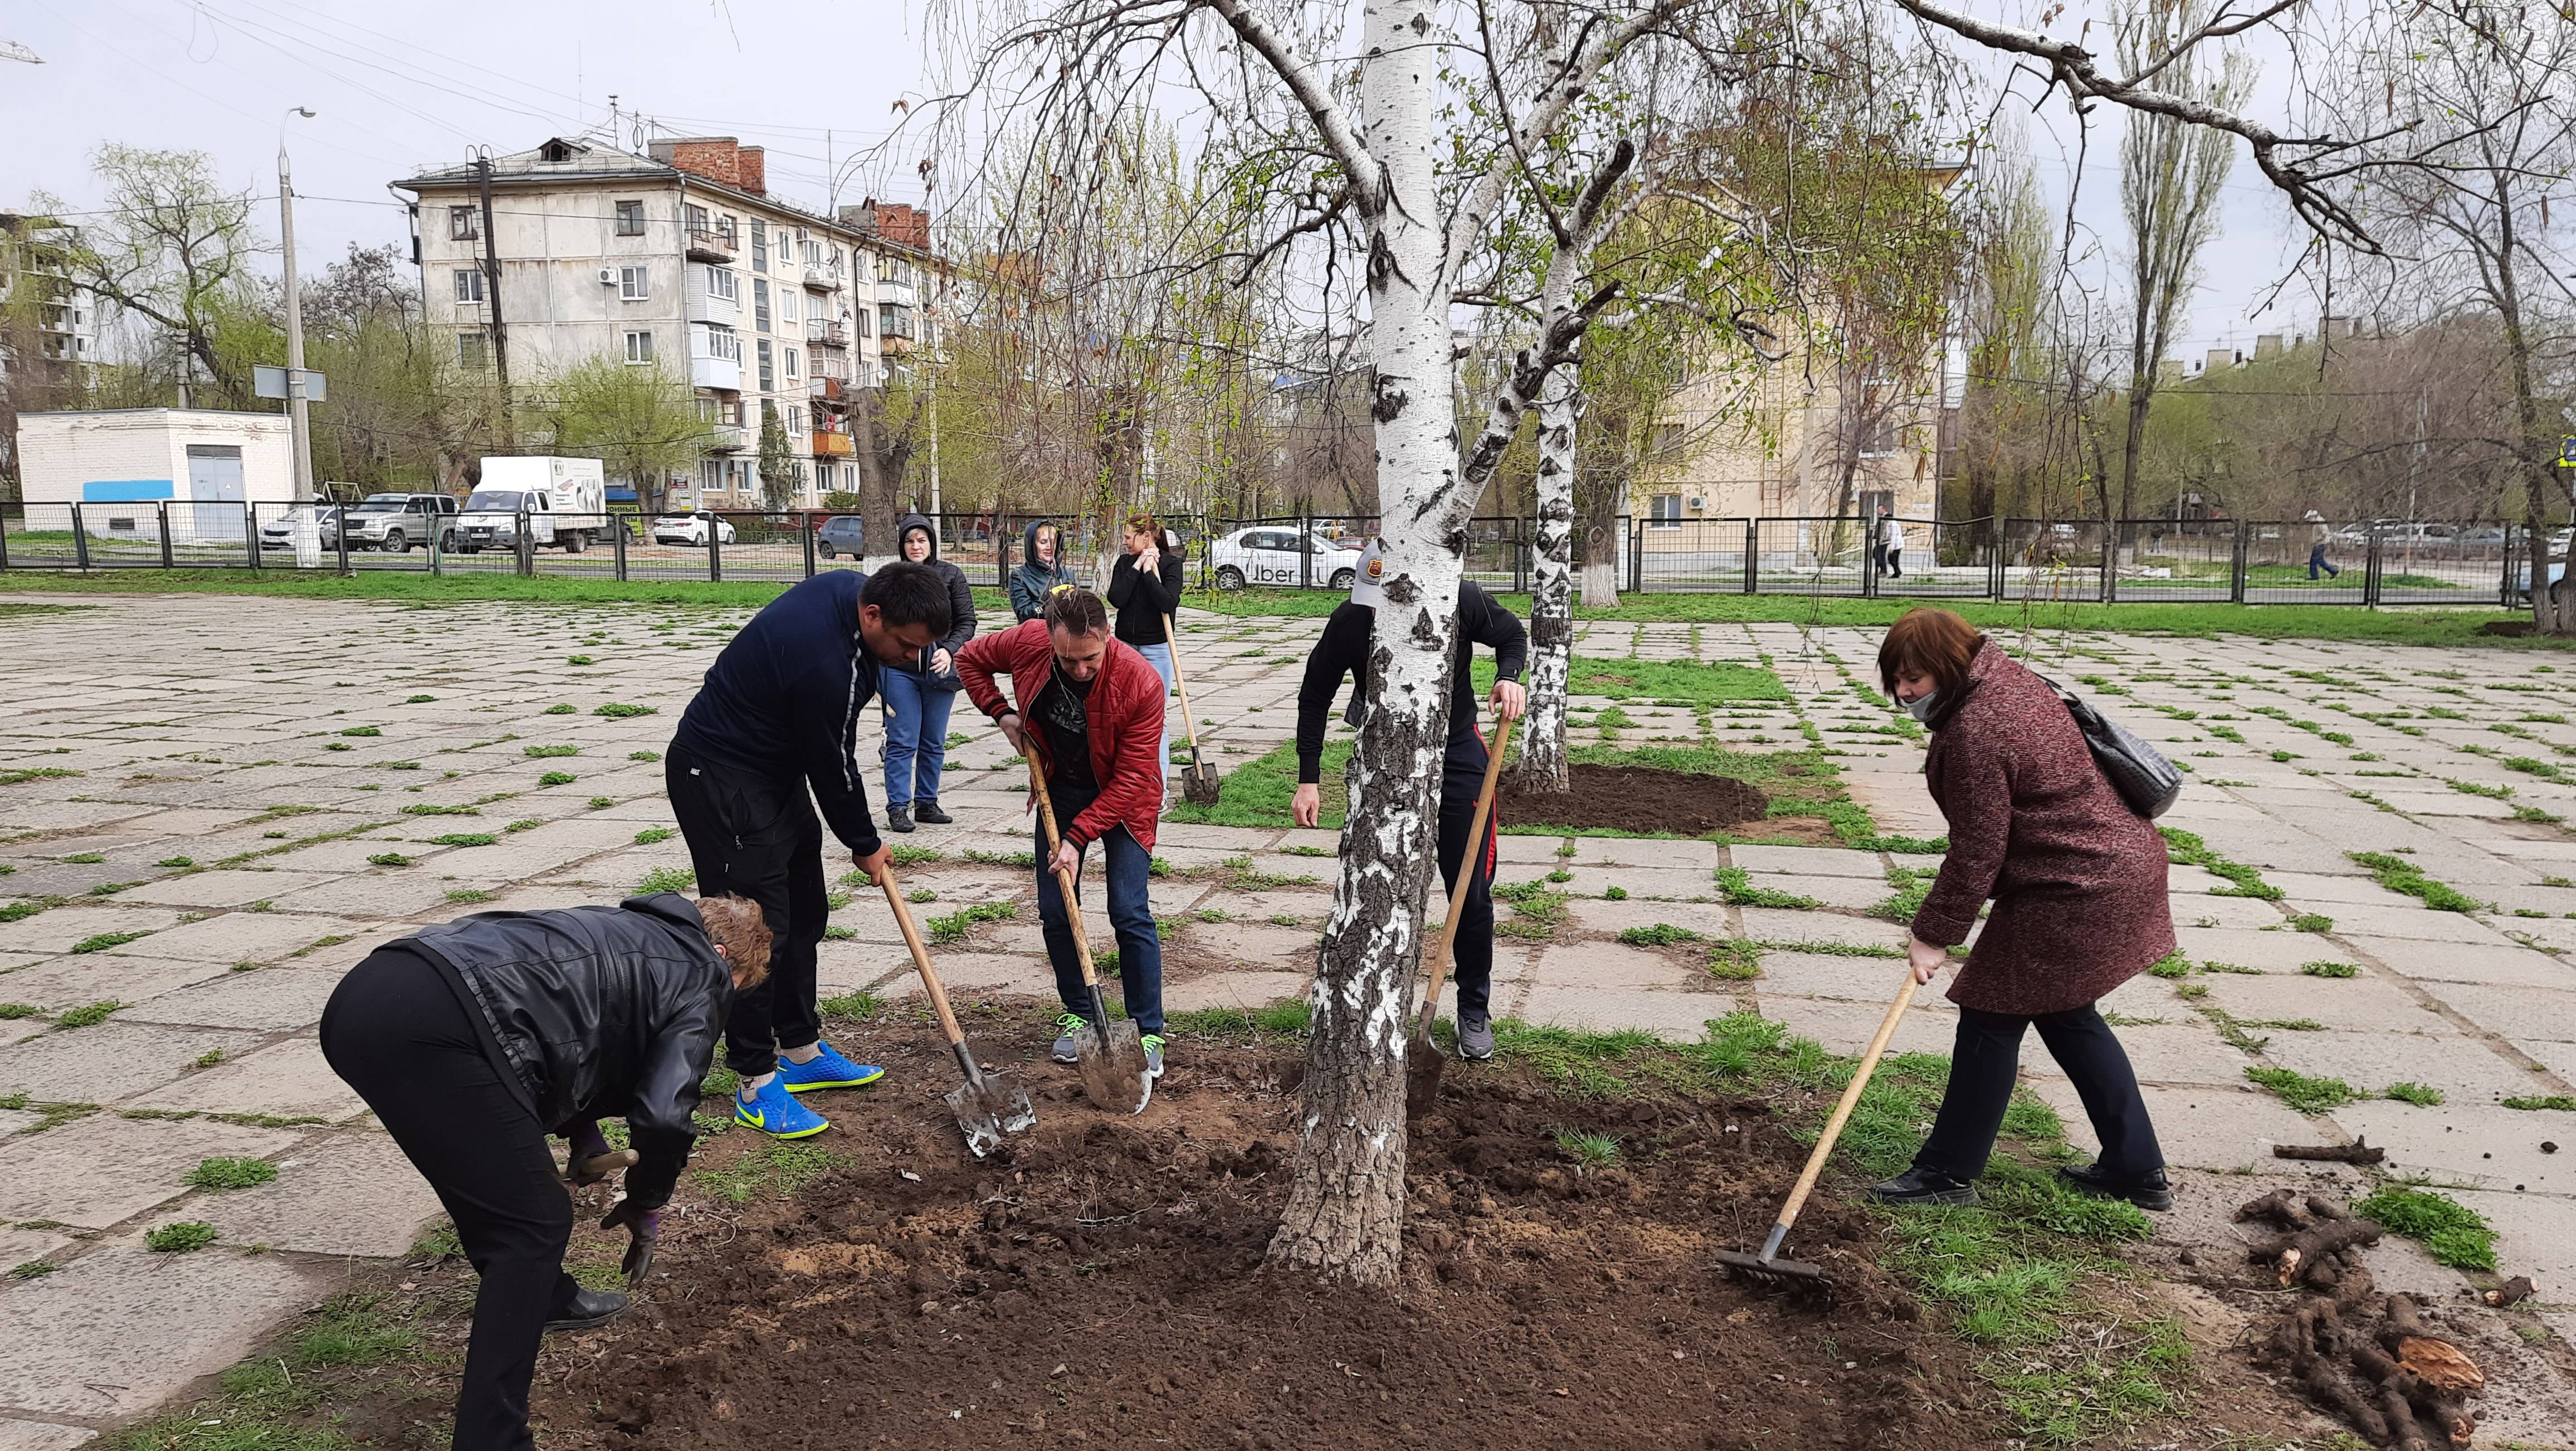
top-left (62, 851), bottom-right (104, 864)
top-left (2503, 756), bottom-right (2562, 778)
top-left (522, 744), bottom-right (579, 759)
top-left (1552, 1128), bottom-right (1623, 1168)
top-left (2500, 1093), bottom-right (2576, 1111)
top-left (1492, 880), bottom-right (1572, 939)
top-left (1165, 1000), bottom-right (1315, 1038)
top-left (427, 832), bottom-right (496, 848)
top-left (0, 1003), bottom-right (36, 1019)
top-left (637, 866), bottom-right (695, 894)
top-left (2348, 851), bottom-right (2490, 913)
top-left (961, 847), bottom-right (1036, 869)
top-left (1716, 866), bottom-right (1819, 909)
top-left (594, 702), bottom-right (657, 717)
top-left (817, 991), bottom-right (883, 1021)
top-left (1874, 864), bottom-right (1933, 922)
top-left (2243, 1065), bottom-right (2359, 1114)
top-left (69, 932), bottom-right (146, 954)
top-left (1616, 922), bottom-right (1701, 947)
top-left (2383, 1082), bottom-right (2446, 1106)
top-left (0, 898), bottom-right (62, 923)
top-left (693, 1141), bottom-right (846, 1204)
top-left (2446, 778), bottom-right (2515, 799)
top-left (926, 900), bottom-right (1017, 946)
top-left (445, 888), bottom-right (492, 904)
top-left (365, 852), bottom-right (411, 867)
top-left (2353, 1185), bottom-right (2497, 1271)
top-left (7, 1260), bottom-right (56, 1279)
top-left (2288, 912), bottom-right (2335, 933)
top-left (0, 766), bottom-right (81, 787)
top-left (2300, 960), bottom-right (2358, 978)
top-left (888, 844), bottom-right (944, 866)
top-left (144, 1221), bottom-right (218, 1253)
top-left (338, 726), bottom-right (381, 737)
top-left (2159, 827), bottom-right (2283, 899)
top-left (634, 827), bottom-right (674, 845)
top-left (536, 771), bottom-right (577, 786)
top-left (1706, 938), bottom-right (1763, 980)
top-left (156, 855), bottom-right (195, 868)
top-left (630, 749), bottom-right (662, 762)
top-left (398, 802), bottom-right (479, 816)
top-left (186, 1157), bottom-right (279, 1191)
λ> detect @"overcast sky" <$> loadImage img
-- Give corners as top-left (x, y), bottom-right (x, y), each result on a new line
top-left (2, 0), bottom-right (2333, 362)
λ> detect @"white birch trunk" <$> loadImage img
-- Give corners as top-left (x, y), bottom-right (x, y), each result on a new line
top-left (1266, 0), bottom-right (1461, 1287)
top-left (1515, 360), bottom-right (1578, 793)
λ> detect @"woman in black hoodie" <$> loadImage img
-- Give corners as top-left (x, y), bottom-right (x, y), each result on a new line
top-left (882, 514), bottom-right (978, 829)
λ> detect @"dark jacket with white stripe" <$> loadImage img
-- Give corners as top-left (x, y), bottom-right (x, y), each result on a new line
top-left (672, 569), bottom-right (885, 856)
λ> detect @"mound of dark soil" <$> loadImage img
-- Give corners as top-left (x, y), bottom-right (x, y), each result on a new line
top-left (1496, 763), bottom-right (1769, 836)
top-left (528, 1016), bottom-right (2004, 1451)
top-left (2478, 619), bottom-right (2535, 637)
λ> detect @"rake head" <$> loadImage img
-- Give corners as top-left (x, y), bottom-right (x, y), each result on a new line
top-left (1715, 1247), bottom-right (1835, 1298)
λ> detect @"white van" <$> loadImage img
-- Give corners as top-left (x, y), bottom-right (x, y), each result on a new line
top-left (455, 456), bottom-right (609, 553)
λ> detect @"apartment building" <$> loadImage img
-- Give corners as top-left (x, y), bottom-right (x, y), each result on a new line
top-left (393, 135), bottom-right (939, 508)
top-left (1, 213), bottom-right (100, 396)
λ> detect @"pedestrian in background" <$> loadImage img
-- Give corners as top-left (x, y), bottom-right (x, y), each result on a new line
top-left (1879, 508), bottom-right (1906, 580)
top-left (1010, 519), bottom-right (1079, 621)
top-left (2305, 510), bottom-right (2340, 580)
top-left (1108, 511), bottom-right (1185, 790)
top-left (881, 514), bottom-right (978, 832)
top-left (1867, 607), bottom-right (2174, 1211)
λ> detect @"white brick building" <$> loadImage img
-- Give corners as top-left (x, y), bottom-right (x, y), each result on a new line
top-left (393, 136), bottom-right (939, 510)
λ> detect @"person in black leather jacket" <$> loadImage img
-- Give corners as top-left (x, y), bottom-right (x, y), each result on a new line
top-left (319, 893), bottom-right (769, 1451)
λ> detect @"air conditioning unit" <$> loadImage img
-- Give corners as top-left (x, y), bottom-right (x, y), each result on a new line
top-left (1686, 495), bottom-right (1706, 512)
top-left (596, 267), bottom-right (617, 285)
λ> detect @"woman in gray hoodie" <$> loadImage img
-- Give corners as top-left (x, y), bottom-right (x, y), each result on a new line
top-left (881, 514), bottom-right (978, 830)
top-left (1007, 518), bottom-right (1079, 621)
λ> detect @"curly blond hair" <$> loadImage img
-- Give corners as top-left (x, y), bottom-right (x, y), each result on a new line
top-left (695, 895), bottom-right (772, 989)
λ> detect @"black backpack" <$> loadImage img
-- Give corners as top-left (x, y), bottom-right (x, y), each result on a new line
top-left (2033, 674), bottom-right (2184, 819)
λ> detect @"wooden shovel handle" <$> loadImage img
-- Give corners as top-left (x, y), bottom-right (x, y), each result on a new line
top-left (1160, 614), bottom-right (1205, 753)
top-left (877, 873), bottom-right (972, 1055)
top-left (1025, 758), bottom-right (1101, 988)
top-left (1772, 967), bottom-right (1923, 1233)
top-left (1413, 717), bottom-right (1514, 1046)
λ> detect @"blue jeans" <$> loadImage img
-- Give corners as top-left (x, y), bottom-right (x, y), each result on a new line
top-left (1131, 640), bottom-right (1175, 774)
top-left (1033, 787), bottom-right (1163, 1035)
top-left (2308, 545), bottom-right (2339, 580)
top-left (879, 669), bottom-right (957, 809)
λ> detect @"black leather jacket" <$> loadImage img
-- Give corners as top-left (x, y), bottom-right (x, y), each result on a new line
top-left (404, 893), bottom-right (729, 1209)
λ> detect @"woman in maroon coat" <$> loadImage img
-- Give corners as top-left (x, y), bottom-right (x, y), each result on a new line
top-left (1869, 608), bottom-right (2174, 1211)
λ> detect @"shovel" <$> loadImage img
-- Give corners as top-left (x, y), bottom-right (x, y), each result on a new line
top-left (1405, 717), bottom-right (1513, 1117)
top-left (1027, 758), bottom-right (1154, 1113)
top-left (1162, 613), bottom-right (1222, 805)
top-left (1718, 966), bottom-right (1924, 1297)
top-left (876, 870), bottom-right (1038, 1156)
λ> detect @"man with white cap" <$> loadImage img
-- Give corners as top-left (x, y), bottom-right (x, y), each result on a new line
top-left (1292, 541), bottom-right (1527, 1058)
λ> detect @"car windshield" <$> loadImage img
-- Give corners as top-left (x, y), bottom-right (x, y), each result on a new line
top-left (464, 490), bottom-right (525, 512)
top-left (353, 496), bottom-right (408, 512)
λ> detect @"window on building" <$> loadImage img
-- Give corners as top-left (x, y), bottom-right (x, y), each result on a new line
top-left (693, 323), bottom-right (740, 362)
top-left (879, 302), bottom-right (914, 339)
top-left (853, 307), bottom-right (873, 338)
top-left (752, 279), bottom-right (771, 333)
top-left (453, 268), bottom-right (484, 304)
top-left (750, 220), bottom-right (767, 272)
top-left (876, 255), bottom-right (910, 286)
top-left (780, 289), bottom-right (798, 324)
top-left (757, 339), bottom-right (774, 392)
top-left (814, 462), bottom-right (833, 490)
top-left (784, 347), bottom-right (799, 378)
top-left (457, 332), bottom-right (491, 370)
top-left (623, 330), bottom-right (654, 364)
top-left (1648, 494), bottom-right (1683, 529)
top-left (705, 265), bottom-right (737, 301)
top-left (618, 266), bottom-right (650, 301)
top-left (448, 206), bottom-right (479, 240)
top-left (685, 202), bottom-right (709, 235)
top-left (1859, 417), bottom-right (1899, 457)
top-left (1653, 423), bottom-right (1684, 456)
top-left (718, 213), bottom-right (736, 242)
top-left (614, 199), bottom-right (646, 236)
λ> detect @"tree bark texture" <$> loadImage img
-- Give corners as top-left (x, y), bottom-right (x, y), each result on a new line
top-left (1266, 0), bottom-right (1452, 1288)
top-left (1516, 361), bottom-right (1578, 793)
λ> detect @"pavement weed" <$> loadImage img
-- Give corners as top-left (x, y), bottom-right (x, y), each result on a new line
top-left (2300, 960), bottom-right (2359, 978)
top-left (186, 1157), bottom-right (279, 1191)
top-left (1617, 922), bottom-right (1700, 947)
top-left (637, 866), bottom-right (695, 894)
top-left (2501, 1093), bottom-right (2576, 1111)
top-left (2353, 1185), bottom-right (2496, 1271)
top-left (1715, 866), bottom-right (1818, 909)
top-left (144, 1221), bottom-right (218, 1253)
top-left (2383, 1082), bottom-right (2446, 1106)
top-left (2348, 851), bottom-right (2489, 913)
top-left (2243, 1065), bottom-right (2359, 1114)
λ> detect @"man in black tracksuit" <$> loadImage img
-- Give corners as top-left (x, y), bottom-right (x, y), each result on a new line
top-left (1292, 543), bottom-right (1527, 1058)
top-left (665, 563), bottom-right (949, 1140)
top-left (320, 893), bottom-right (771, 1451)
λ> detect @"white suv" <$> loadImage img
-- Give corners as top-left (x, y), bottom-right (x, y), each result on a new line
top-left (652, 511), bottom-right (738, 547)
top-left (1209, 527), bottom-right (1362, 590)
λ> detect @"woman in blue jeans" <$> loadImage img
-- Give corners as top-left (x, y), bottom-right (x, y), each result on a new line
top-left (881, 514), bottom-right (977, 831)
top-left (1106, 512), bottom-right (1184, 795)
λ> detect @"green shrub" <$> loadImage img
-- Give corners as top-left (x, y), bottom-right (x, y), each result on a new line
top-left (145, 1221), bottom-right (218, 1253)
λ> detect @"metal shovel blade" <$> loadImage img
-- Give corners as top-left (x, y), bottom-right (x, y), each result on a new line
top-left (1180, 757), bottom-right (1222, 805)
top-left (1404, 1040), bottom-right (1446, 1118)
top-left (1074, 1017), bottom-right (1154, 1114)
top-left (943, 1070), bottom-right (1037, 1158)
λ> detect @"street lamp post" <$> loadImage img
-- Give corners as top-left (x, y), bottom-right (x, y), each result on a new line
top-left (279, 107), bottom-right (319, 567)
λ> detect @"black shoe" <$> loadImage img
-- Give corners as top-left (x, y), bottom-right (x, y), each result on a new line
top-left (2057, 1162), bottom-right (2173, 1211)
top-left (913, 799), bottom-right (953, 825)
top-left (1866, 1166), bottom-right (1979, 1207)
top-left (544, 1288), bottom-right (630, 1333)
top-left (886, 806), bottom-right (914, 834)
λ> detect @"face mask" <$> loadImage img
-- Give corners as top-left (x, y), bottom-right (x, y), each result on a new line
top-left (1905, 690), bottom-right (1941, 723)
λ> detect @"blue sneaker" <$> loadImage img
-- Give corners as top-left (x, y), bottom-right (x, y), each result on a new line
top-left (733, 1077), bottom-right (830, 1139)
top-left (773, 1041), bottom-right (886, 1094)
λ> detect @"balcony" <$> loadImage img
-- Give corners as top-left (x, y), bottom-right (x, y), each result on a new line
top-left (811, 430), bottom-right (852, 457)
top-left (808, 376), bottom-right (846, 403)
top-left (689, 354), bottom-right (742, 391)
top-left (802, 263), bottom-right (840, 294)
top-left (805, 318), bottom-right (847, 347)
top-left (702, 423), bottom-right (749, 452)
top-left (686, 226), bottom-right (736, 263)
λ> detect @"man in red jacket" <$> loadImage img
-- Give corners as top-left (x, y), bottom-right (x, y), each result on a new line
top-left (957, 588), bottom-right (1170, 1077)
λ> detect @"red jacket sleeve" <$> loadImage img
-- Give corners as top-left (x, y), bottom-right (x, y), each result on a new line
top-left (956, 624), bottom-right (1019, 722)
top-left (1911, 734), bottom-right (2013, 947)
top-left (1063, 651), bottom-right (1166, 850)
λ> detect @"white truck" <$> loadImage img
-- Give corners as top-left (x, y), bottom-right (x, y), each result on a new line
top-left (455, 456), bottom-right (609, 553)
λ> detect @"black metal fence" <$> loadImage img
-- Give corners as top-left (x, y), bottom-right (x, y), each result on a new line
top-left (0, 500), bottom-right (2535, 607)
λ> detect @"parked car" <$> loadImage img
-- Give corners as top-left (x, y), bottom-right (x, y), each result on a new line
top-left (815, 515), bottom-right (865, 559)
top-left (455, 458), bottom-right (608, 553)
top-left (335, 493), bottom-right (458, 553)
top-left (652, 511), bottom-right (738, 547)
top-left (2454, 526), bottom-right (2509, 547)
top-left (1208, 527), bottom-right (1363, 590)
top-left (258, 504), bottom-right (342, 551)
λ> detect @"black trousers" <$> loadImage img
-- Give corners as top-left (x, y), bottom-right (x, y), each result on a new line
top-left (320, 948), bottom-right (576, 1451)
top-left (1915, 1003), bottom-right (2163, 1181)
top-left (1437, 745), bottom-right (1499, 1019)
top-left (665, 743), bottom-right (827, 1078)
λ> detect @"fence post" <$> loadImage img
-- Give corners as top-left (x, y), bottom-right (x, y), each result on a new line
top-left (1300, 509), bottom-right (1313, 590)
top-left (1740, 519), bottom-right (1756, 595)
top-left (709, 518), bottom-right (724, 583)
top-left (1627, 515), bottom-right (1642, 594)
top-left (245, 504), bottom-right (260, 571)
top-left (1515, 517), bottom-right (1529, 594)
top-left (72, 505), bottom-right (90, 569)
top-left (1860, 519), bottom-right (1878, 598)
top-left (428, 517), bottom-right (442, 577)
top-left (2364, 528), bottom-right (2383, 607)
top-left (0, 504), bottom-right (11, 571)
top-left (515, 509), bottom-right (534, 578)
top-left (2229, 520), bottom-right (2248, 603)
top-left (2100, 525), bottom-right (2116, 603)
top-left (1987, 523), bottom-right (2003, 600)
top-left (158, 501), bottom-right (174, 569)
top-left (802, 510), bottom-right (817, 577)
top-left (613, 515), bottom-right (630, 582)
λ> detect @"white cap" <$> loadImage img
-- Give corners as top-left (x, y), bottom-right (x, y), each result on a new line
top-left (1351, 537), bottom-right (1388, 607)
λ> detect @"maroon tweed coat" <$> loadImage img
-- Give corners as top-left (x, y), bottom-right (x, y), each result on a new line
top-left (1911, 640), bottom-right (2174, 1015)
